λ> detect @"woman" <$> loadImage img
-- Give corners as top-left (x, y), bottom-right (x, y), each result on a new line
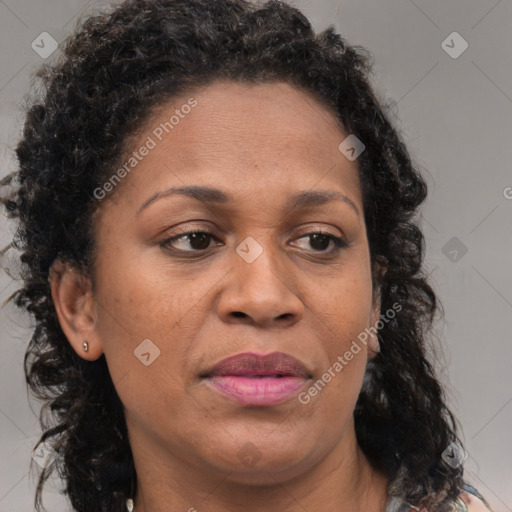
top-left (1, 0), bottom-right (495, 511)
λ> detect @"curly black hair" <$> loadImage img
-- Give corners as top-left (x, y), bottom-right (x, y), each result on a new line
top-left (1, 0), bottom-right (468, 511)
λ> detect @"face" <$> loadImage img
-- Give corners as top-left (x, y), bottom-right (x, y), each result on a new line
top-left (55, 80), bottom-right (382, 486)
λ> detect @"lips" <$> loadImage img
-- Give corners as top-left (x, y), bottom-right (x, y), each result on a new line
top-left (201, 352), bottom-right (312, 406)
top-left (201, 351), bottom-right (311, 379)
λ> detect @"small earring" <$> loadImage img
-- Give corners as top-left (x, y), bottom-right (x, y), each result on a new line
top-left (83, 341), bottom-right (89, 352)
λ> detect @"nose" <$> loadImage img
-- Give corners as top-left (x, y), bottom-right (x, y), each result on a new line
top-left (216, 241), bottom-right (304, 328)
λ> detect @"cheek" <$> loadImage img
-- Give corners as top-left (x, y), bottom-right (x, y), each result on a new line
top-left (92, 249), bottom-right (212, 396)
top-left (93, 246), bottom-right (176, 337)
top-left (95, 273), bottom-right (195, 427)
top-left (314, 266), bottom-right (374, 341)
top-left (308, 266), bottom-right (373, 399)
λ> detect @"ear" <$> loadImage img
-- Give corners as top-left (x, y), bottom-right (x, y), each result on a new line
top-left (367, 294), bottom-right (381, 359)
top-left (49, 259), bottom-right (103, 361)
top-left (367, 256), bottom-right (387, 360)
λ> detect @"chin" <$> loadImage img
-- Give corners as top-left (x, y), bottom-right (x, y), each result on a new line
top-left (219, 462), bottom-right (308, 487)
top-left (203, 441), bottom-right (313, 485)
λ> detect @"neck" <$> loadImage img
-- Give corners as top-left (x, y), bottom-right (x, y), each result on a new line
top-left (128, 418), bottom-right (388, 512)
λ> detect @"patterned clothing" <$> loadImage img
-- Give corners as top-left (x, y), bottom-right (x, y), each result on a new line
top-left (125, 478), bottom-right (494, 511)
top-left (385, 481), bottom-right (494, 512)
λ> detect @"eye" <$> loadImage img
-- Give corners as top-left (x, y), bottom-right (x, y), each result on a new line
top-left (160, 230), bottom-right (221, 253)
top-left (159, 229), bottom-right (347, 255)
top-left (292, 232), bottom-right (347, 253)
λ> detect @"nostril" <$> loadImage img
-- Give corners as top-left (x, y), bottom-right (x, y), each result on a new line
top-left (231, 311), bottom-right (247, 318)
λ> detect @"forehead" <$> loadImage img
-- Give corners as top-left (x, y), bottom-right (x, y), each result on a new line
top-left (130, 80), bottom-right (345, 163)
top-left (99, 80), bottom-right (362, 215)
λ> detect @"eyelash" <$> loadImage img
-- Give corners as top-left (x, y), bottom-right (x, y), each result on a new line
top-left (159, 229), bottom-right (347, 256)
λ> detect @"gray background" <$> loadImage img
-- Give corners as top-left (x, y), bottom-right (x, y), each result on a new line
top-left (1, 0), bottom-right (511, 511)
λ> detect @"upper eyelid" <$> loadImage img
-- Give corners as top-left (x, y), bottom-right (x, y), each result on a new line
top-left (163, 221), bottom-right (345, 237)
top-left (164, 226), bottom-right (344, 241)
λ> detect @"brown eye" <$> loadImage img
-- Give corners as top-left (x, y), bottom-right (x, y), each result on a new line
top-left (159, 229), bottom-right (347, 256)
top-left (308, 233), bottom-right (332, 251)
top-left (160, 231), bottom-right (219, 252)
top-left (293, 232), bottom-right (347, 253)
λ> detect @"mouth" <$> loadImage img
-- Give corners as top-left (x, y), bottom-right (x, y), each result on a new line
top-left (200, 352), bottom-right (312, 406)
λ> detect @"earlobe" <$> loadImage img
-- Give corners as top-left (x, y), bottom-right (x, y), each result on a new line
top-left (49, 259), bottom-right (103, 361)
top-left (367, 257), bottom-right (387, 359)
top-left (367, 299), bottom-right (381, 358)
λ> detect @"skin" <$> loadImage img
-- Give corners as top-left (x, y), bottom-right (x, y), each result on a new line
top-left (50, 80), bottom-right (389, 512)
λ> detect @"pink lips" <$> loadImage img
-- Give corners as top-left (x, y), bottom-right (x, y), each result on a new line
top-left (201, 352), bottom-right (311, 406)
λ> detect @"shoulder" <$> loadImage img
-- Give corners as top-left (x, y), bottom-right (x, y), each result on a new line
top-left (457, 483), bottom-right (494, 512)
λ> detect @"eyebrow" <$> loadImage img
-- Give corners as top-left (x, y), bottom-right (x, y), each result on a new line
top-left (136, 185), bottom-right (360, 217)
